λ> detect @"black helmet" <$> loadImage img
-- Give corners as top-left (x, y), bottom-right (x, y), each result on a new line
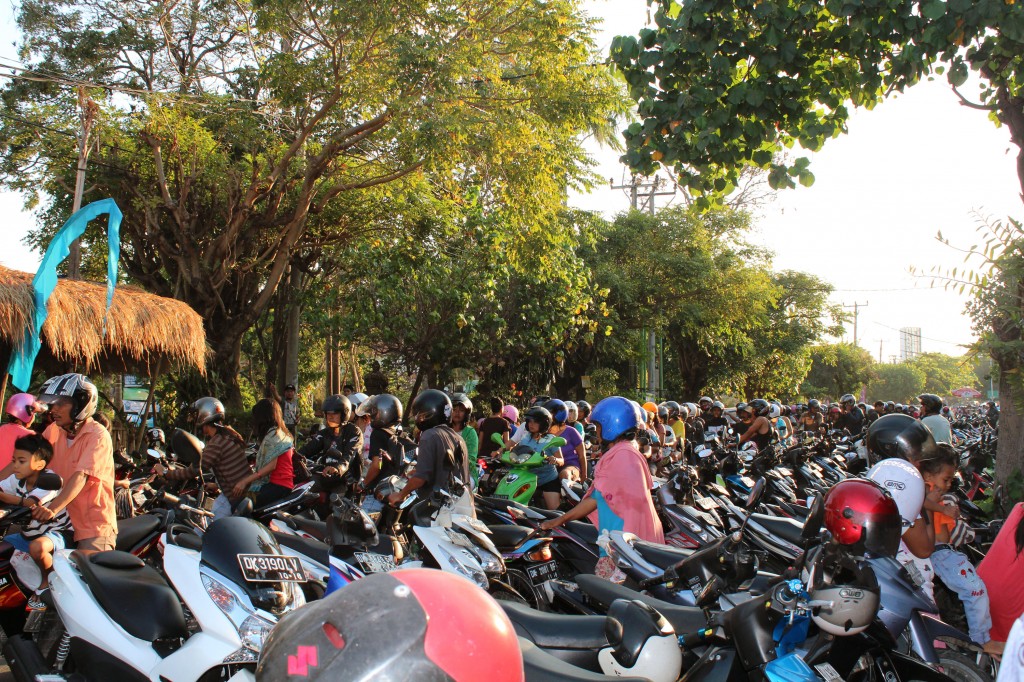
top-left (542, 399), bottom-right (568, 425)
top-left (735, 402), bottom-right (750, 417)
top-left (530, 395), bottom-right (551, 407)
top-left (39, 373), bottom-right (98, 422)
top-left (663, 401), bottom-right (681, 420)
top-left (918, 393), bottom-right (942, 415)
top-left (840, 394), bottom-right (856, 407)
top-left (450, 393), bottom-right (473, 415)
top-left (657, 405), bottom-right (669, 422)
top-left (749, 398), bottom-right (770, 417)
top-left (355, 394), bottom-right (403, 429)
top-left (808, 399), bottom-right (821, 410)
top-left (577, 400), bottom-right (592, 417)
top-left (322, 394), bottom-right (353, 422)
top-left (866, 413), bottom-right (937, 463)
top-left (147, 428), bottom-right (165, 445)
top-left (884, 401), bottom-right (895, 413)
top-left (256, 569), bottom-right (525, 682)
top-left (523, 406), bottom-right (553, 433)
top-left (410, 389), bottom-right (452, 431)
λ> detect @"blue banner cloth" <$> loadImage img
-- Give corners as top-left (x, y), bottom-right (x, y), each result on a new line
top-left (7, 199), bottom-right (122, 390)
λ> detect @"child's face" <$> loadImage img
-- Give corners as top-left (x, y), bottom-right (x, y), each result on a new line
top-left (11, 449), bottom-right (45, 481)
top-left (923, 463), bottom-right (956, 493)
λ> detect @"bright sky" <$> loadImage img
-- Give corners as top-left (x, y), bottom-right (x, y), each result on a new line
top-left (0, 0), bottom-right (1020, 363)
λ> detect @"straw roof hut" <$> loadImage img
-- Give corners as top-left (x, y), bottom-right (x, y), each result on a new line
top-left (0, 265), bottom-right (206, 378)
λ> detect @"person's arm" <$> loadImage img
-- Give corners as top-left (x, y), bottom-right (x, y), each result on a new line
top-left (362, 457), bottom-right (383, 489)
top-left (233, 458), bottom-right (278, 498)
top-left (463, 427), bottom-right (478, 460)
top-left (902, 516), bottom-right (936, 558)
top-left (539, 497), bottom-right (597, 530)
top-left (32, 471), bottom-right (88, 520)
top-left (575, 442), bottom-right (587, 479)
top-left (739, 421), bottom-right (758, 444)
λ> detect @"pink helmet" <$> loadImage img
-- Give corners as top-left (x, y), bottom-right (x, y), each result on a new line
top-left (502, 404), bottom-right (519, 423)
top-left (6, 393), bottom-right (39, 425)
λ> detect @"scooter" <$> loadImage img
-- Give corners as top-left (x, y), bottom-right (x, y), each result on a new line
top-left (489, 433), bottom-right (567, 505)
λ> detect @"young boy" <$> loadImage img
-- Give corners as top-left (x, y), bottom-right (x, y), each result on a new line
top-left (0, 434), bottom-right (73, 609)
top-left (920, 443), bottom-right (992, 648)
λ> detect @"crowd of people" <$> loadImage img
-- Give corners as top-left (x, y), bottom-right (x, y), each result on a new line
top-left (0, 370), bottom-right (1018, 667)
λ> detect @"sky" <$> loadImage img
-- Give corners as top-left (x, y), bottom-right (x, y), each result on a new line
top-left (0, 0), bottom-right (1020, 363)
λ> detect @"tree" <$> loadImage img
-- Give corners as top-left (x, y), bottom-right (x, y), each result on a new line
top-left (869, 363), bottom-right (927, 404)
top-left (611, 0), bottom-right (1024, 481)
top-left (799, 343), bottom-right (875, 400)
top-left (0, 0), bottom-right (623, 405)
top-left (908, 352), bottom-right (979, 398)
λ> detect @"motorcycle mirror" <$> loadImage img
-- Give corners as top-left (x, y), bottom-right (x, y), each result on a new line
top-left (170, 428), bottom-right (204, 467)
top-left (547, 437), bottom-right (567, 449)
top-left (491, 432), bottom-right (506, 446)
top-left (745, 478), bottom-right (766, 508)
top-left (696, 574), bottom-right (726, 607)
top-left (233, 497), bottom-right (253, 518)
top-left (801, 492), bottom-right (825, 543)
top-left (35, 471), bottom-right (63, 491)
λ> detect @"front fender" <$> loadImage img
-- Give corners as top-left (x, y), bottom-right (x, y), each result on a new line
top-left (919, 611), bottom-right (975, 647)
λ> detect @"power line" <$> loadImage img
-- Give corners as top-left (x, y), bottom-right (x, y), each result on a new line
top-left (872, 321), bottom-right (972, 348)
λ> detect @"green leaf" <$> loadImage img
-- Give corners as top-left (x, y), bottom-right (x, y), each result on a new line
top-left (921, 0), bottom-right (946, 20)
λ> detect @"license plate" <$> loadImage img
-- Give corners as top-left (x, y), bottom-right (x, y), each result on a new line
top-left (353, 551), bottom-right (397, 574)
top-left (526, 560), bottom-right (558, 583)
top-left (694, 495), bottom-right (717, 511)
top-left (237, 554), bottom-right (306, 583)
top-left (741, 476), bottom-right (756, 488)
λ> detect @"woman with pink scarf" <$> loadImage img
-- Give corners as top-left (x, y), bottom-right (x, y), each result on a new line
top-left (540, 397), bottom-right (663, 576)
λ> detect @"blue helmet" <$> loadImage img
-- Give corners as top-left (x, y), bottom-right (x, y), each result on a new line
top-left (592, 396), bottom-right (641, 442)
top-left (543, 399), bottom-right (569, 425)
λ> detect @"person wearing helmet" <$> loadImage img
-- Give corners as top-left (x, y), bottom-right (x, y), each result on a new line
top-left (703, 401), bottom-right (728, 440)
top-left (576, 400), bottom-right (592, 426)
top-left (540, 396), bottom-right (664, 577)
top-left (546, 399), bottom-right (587, 483)
top-left (800, 399), bottom-right (824, 432)
top-left (0, 393), bottom-right (43, 470)
top-left (256, 568), bottom-right (525, 682)
top-left (737, 399), bottom-right (773, 451)
top-left (448, 393), bottom-right (479, 473)
top-left (233, 399), bottom-right (294, 507)
top-left (280, 383), bottom-right (300, 436)
top-left (918, 394), bottom-right (951, 444)
top-left (357, 394), bottom-right (410, 493)
top-left (986, 400), bottom-right (999, 429)
top-left (683, 403), bottom-right (704, 451)
top-left (836, 394), bottom-right (865, 434)
top-left (389, 390), bottom-right (474, 516)
top-left (33, 374), bottom-right (117, 553)
top-left (564, 401), bottom-right (583, 437)
top-left (498, 405), bottom-right (563, 509)
top-left (768, 402), bottom-right (792, 446)
top-left (298, 395), bottom-right (364, 497)
top-left (156, 396), bottom-right (250, 520)
top-left (478, 397), bottom-right (512, 461)
top-left (663, 401), bottom-right (686, 445)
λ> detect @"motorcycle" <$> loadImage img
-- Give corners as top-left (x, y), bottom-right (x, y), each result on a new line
top-left (488, 433), bottom-right (567, 505)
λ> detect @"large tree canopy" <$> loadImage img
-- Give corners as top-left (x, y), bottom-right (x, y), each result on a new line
top-left (611, 0), bottom-right (1024, 203)
top-left (0, 0), bottom-right (623, 403)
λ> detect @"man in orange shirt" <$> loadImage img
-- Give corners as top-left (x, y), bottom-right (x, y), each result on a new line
top-left (33, 374), bottom-right (117, 553)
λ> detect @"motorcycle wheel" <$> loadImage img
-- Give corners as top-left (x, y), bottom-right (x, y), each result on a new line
top-left (489, 574), bottom-right (534, 608)
top-left (936, 650), bottom-right (994, 682)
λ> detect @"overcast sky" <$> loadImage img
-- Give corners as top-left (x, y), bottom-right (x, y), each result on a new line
top-left (1, 0), bottom-right (1020, 362)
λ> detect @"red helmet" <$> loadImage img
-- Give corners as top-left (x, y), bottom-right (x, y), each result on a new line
top-left (256, 569), bottom-right (524, 682)
top-left (823, 479), bottom-right (902, 558)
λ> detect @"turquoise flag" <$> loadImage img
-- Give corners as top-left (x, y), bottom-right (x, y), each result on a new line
top-left (7, 199), bottom-right (122, 390)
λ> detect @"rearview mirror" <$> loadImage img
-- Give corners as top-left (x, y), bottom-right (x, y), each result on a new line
top-left (170, 428), bottom-right (204, 467)
top-left (745, 478), bottom-right (766, 508)
top-left (802, 492), bottom-right (825, 543)
top-left (35, 472), bottom-right (63, 491)
top-left (547, 437), bottom-right (567, 449)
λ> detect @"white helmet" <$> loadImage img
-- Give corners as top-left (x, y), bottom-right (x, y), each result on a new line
top-left (769, 403), bottom-right (782, 419)
top-left (805, 547), bottom-right (881, 637)
top-left (866, 458), bottom-right (924, 527)
top-left (349, 392), bottom-right (369, 409)
top-left (597, 600), bottom-right (681, 682)
top-left (684, 403), bottom-right (698, 419)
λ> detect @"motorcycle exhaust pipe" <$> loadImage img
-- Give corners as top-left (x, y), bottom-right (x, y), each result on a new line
top-left (3, 634), bottom-right (49, 682)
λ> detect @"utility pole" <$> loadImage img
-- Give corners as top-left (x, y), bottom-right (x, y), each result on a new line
top-left (843, 301), bottom-right (869, 347)
top-left (609, 172), bottom-right (676, 399)
top-left (873, 338), bottom-right (884, 363)
top-left (68, 87), bottom-right (99, 281)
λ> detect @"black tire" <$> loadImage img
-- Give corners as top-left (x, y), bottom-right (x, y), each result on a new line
top-left (489, 578), bottom-right (532, 608)
top-left (937, 650), bottom-right (994, 682)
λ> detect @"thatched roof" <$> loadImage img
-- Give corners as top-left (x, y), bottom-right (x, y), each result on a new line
top-left (0, 265), bottom-right (206, 376)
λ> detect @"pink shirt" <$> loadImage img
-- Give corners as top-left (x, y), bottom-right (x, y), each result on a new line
top-left (0, 423), bottom-right (34, 471)
top-left (44, 420), bottom-right (117, 541)
top-left (978, 503), bottom-right (1024, 642)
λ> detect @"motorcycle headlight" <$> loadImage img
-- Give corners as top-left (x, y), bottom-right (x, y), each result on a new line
top-left (239, 613), bottom-right (274, 652)
top-left (202, 573), bottom-right (281, 656)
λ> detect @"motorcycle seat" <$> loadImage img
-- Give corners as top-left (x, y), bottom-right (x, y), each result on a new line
top-left (274, 513), bottom-right (328, 542)
top-left (273, 531), bottom-right (329, 566)
top-left (632, 539), bottom-right (693, 569)
top-left (500, 601), bottom-right (608, 650)
top-left (575, 574), bottom-right (708, 635)
top-left (749, 514), bottom-right (805, 547)
top-left (114, 513), bottom-right (162, 552)
top-left (518, 637), bottom-right (648, 682)
top-left (487, 525), bottom-right (533, 550)
top-left (72, 550), bottom-right (187, 643)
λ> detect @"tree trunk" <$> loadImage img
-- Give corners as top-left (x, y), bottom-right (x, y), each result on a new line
top-left (210, 330), bottom-right (245, 410)
top-left (995, 365), bottom-right (1024, 486)
top-left (283, 267), bottom-right (303, 389)
top-left (405, 368), bottom-right (424, 426)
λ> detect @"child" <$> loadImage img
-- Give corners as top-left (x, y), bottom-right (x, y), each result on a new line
top-left (0, 393), bottom-right (42, 470)
top-left (920, 443), bottom-right (992, 647)
top-left (0, 434), bottom-right (73, 609)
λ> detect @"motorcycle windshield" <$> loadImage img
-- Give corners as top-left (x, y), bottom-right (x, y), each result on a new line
top-left (201, 516), bottom-right (294, 613)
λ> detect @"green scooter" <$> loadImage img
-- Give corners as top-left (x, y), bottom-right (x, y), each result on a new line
top-left (488, 432), bottom-right (566, 504)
